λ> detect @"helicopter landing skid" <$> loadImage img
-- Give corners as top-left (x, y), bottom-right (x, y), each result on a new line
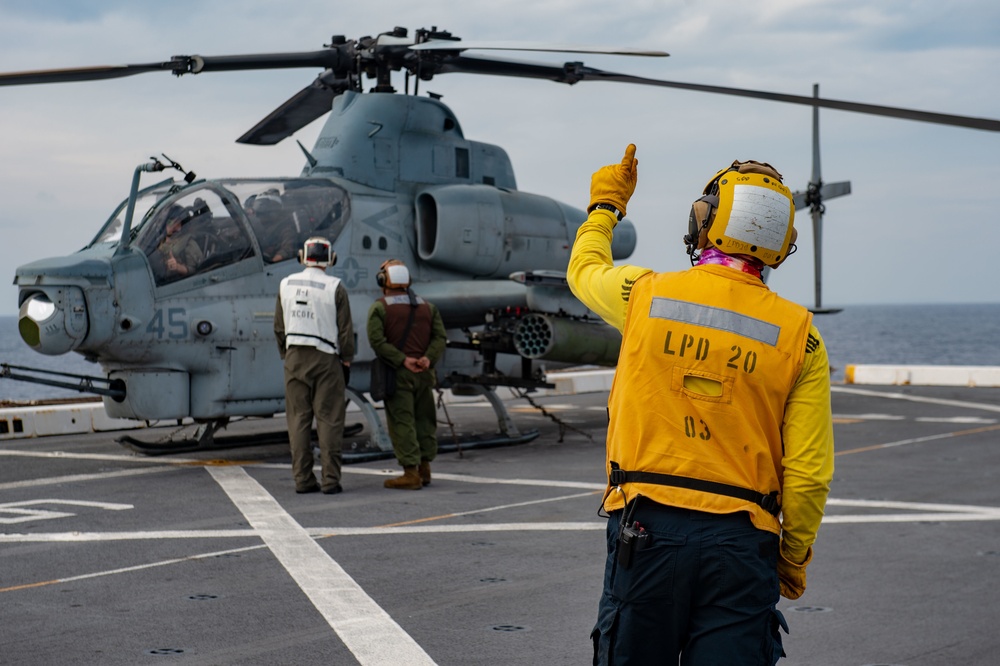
top-left (343, 428), bottom-right (540, 463)
top-left (342, 384), bottom-right (541, 462)
top-left (117, 383), bottom-right (534, 458)
top-left (116, 418), bottom-right (365, 456)
top-left (117, 429), bottom-right (287, 456)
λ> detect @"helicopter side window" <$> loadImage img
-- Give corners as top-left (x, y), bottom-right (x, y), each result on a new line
top-left (226, 180), bottom-right (351, 264)
top-left (283, 180), bottom-right (350, 245)
top-left (243, 189), bottom-right (297, 263)
top-left (136, 189), bottom-right (253, 285)
top-left (90, 188), bottom-right (169, 247)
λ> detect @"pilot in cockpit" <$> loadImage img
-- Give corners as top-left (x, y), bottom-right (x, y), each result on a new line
top-left (151, 204), bottom-right (204, 282)
top-left (247, 190), bottom-right (297, 263)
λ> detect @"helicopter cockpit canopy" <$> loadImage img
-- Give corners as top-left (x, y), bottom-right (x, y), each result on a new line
top-left (90, 179), bottom-right (174, 247)
top-left (90, 178), bottom-right (350, 286)
top-left (225, 179), bottom-right (350, 264)
top-left (135, 188), bottom-right (252, 285)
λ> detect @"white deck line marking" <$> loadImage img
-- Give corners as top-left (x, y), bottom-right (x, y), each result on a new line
top-left (0, 499), bottom-right (130, 524)
top-left (0, 523), bottom-right (609, 543)
top-left (832, 413), bottom-right (906, 421)
top-left (0, 449), bottom-right (204, 465)
top-left (9, 494), bottom-right (1000, 544)
top-left (207, 465), bottom-right (436, 666)
top-left (311, 522), bottom-right (607, 536)
top-left (442, 491), bottom-right (599, 519)
top-left (0, 544), bottom-right (268, 592)
top-left (832, 386), bottom-right (1000, 414)
top-left (9, 505), bottom-right (1000, 544)
top-left (1, 499), bottom-right (132, 509)
top-left (0, 529), bottom-right (261, 541)
top-left (4, 450), bottom-right (605, 490)
top-left (841, 428), bottom-right (990, 452)
top-left (0, 465), bottom-right (178, 490)
top-left (52, 544), bottom-right (265, 582)
top-left (341, 466), bottom-right (606, 490)
top-left (822, 513), bottom-right (1000, 523)
top-left (826, 498), bottom-right (1000, 514)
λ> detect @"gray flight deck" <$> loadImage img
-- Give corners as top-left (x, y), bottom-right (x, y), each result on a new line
top-left (2, 384), bottom-right (1000, 665)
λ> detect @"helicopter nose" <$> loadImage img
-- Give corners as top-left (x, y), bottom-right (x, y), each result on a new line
top-left (18, 290), bottom-right (88, 355)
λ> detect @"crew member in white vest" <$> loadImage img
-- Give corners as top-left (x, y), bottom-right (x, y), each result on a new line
top-left (274, 237), bottom-right (355, 494)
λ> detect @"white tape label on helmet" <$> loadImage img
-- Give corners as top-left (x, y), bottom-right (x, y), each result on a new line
top-left (386, 264), bottom-right (410, 286)
top-left (726, 185), bottom-right (791, 251)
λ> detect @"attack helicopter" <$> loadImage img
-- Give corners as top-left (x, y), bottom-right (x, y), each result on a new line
top-left (2, 26), bottom-right (999, 455)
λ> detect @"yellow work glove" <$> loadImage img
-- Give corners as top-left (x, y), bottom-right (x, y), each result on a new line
top-left (777, 546), bottom-right (812, 600)
top-left (588, 144), bottom-right (638, 222)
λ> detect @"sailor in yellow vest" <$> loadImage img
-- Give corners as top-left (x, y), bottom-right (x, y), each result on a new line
top-left (274, 237), bottom-right (355, 495)
top-left (568, 145), bottom-right (834, 665)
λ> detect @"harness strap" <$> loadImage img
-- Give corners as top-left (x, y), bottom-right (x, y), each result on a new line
top-left (287, 332), bottom-right (339, 353)
top-left (609, 461), bottom-right (780, 517)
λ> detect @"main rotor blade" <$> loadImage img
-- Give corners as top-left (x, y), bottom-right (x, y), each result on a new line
top-left (582, 69), bottom-right (1000, 132)
top-left (0, 62), bottom-right (175, 86)
top-left (182, 50), bottom-right (347, 74)
top-left (0, 50), bottom-right (347, 87)
top-left (436, 55), bottom-right (591, 83)
top-left (411, 40), bottom-right (668, 57)
top-left (439, 56), bottom-right (1000, 133)
top-left (237, 76), bottom-right (342, 145)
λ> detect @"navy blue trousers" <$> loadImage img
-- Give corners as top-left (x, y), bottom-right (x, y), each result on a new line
top-left (593, 501), bottom-right (787, 665)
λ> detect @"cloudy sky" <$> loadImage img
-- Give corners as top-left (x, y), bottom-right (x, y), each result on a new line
top-left (1, 0), bottom-right (998, 317)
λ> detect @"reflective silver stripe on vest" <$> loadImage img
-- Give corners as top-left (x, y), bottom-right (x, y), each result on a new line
top-left (384, 294), bottom-right (425, 305)
top-left (287, 278), bottom-right (327, 290)
top-left (649, 297), bottom-right (780, 346)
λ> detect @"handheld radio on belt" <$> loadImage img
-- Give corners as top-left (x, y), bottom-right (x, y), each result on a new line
top-left (616, 495), bottom-right (650, 569)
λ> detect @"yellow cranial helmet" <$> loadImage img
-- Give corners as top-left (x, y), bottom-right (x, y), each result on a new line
top-left (685, 160), bottom-right (796, 268)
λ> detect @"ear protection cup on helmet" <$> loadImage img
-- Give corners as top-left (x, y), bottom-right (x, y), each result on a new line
top-left (685, 195), bottom-right (718, 252)
top-left (376, 259), bottom-right (394, 288)
top-left (684, 164), bottom-right (735, 261)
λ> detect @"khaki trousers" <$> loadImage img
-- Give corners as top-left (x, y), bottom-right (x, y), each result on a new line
top-left (283, 346), bottom-right (346, 491)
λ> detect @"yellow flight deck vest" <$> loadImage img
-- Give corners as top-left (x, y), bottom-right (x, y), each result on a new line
top-left (605, 265), bottom-right (813, 534)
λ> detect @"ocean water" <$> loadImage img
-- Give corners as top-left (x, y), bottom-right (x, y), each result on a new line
top-left (2, 304), bottom-right (1000, 402)
top-left (814, 302), bottom-right (1000, 380)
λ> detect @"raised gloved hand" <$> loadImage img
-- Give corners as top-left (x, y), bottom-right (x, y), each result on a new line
top-left (777, 546), bottom-right (812, 600)
top-left (588, 144), bottom-right (638, 221)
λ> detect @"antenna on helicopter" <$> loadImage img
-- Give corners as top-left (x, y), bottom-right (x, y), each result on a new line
top-left (296, 140), bottom-right (319, 168)
top-left (161, 153), bottom-right (196, 183)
